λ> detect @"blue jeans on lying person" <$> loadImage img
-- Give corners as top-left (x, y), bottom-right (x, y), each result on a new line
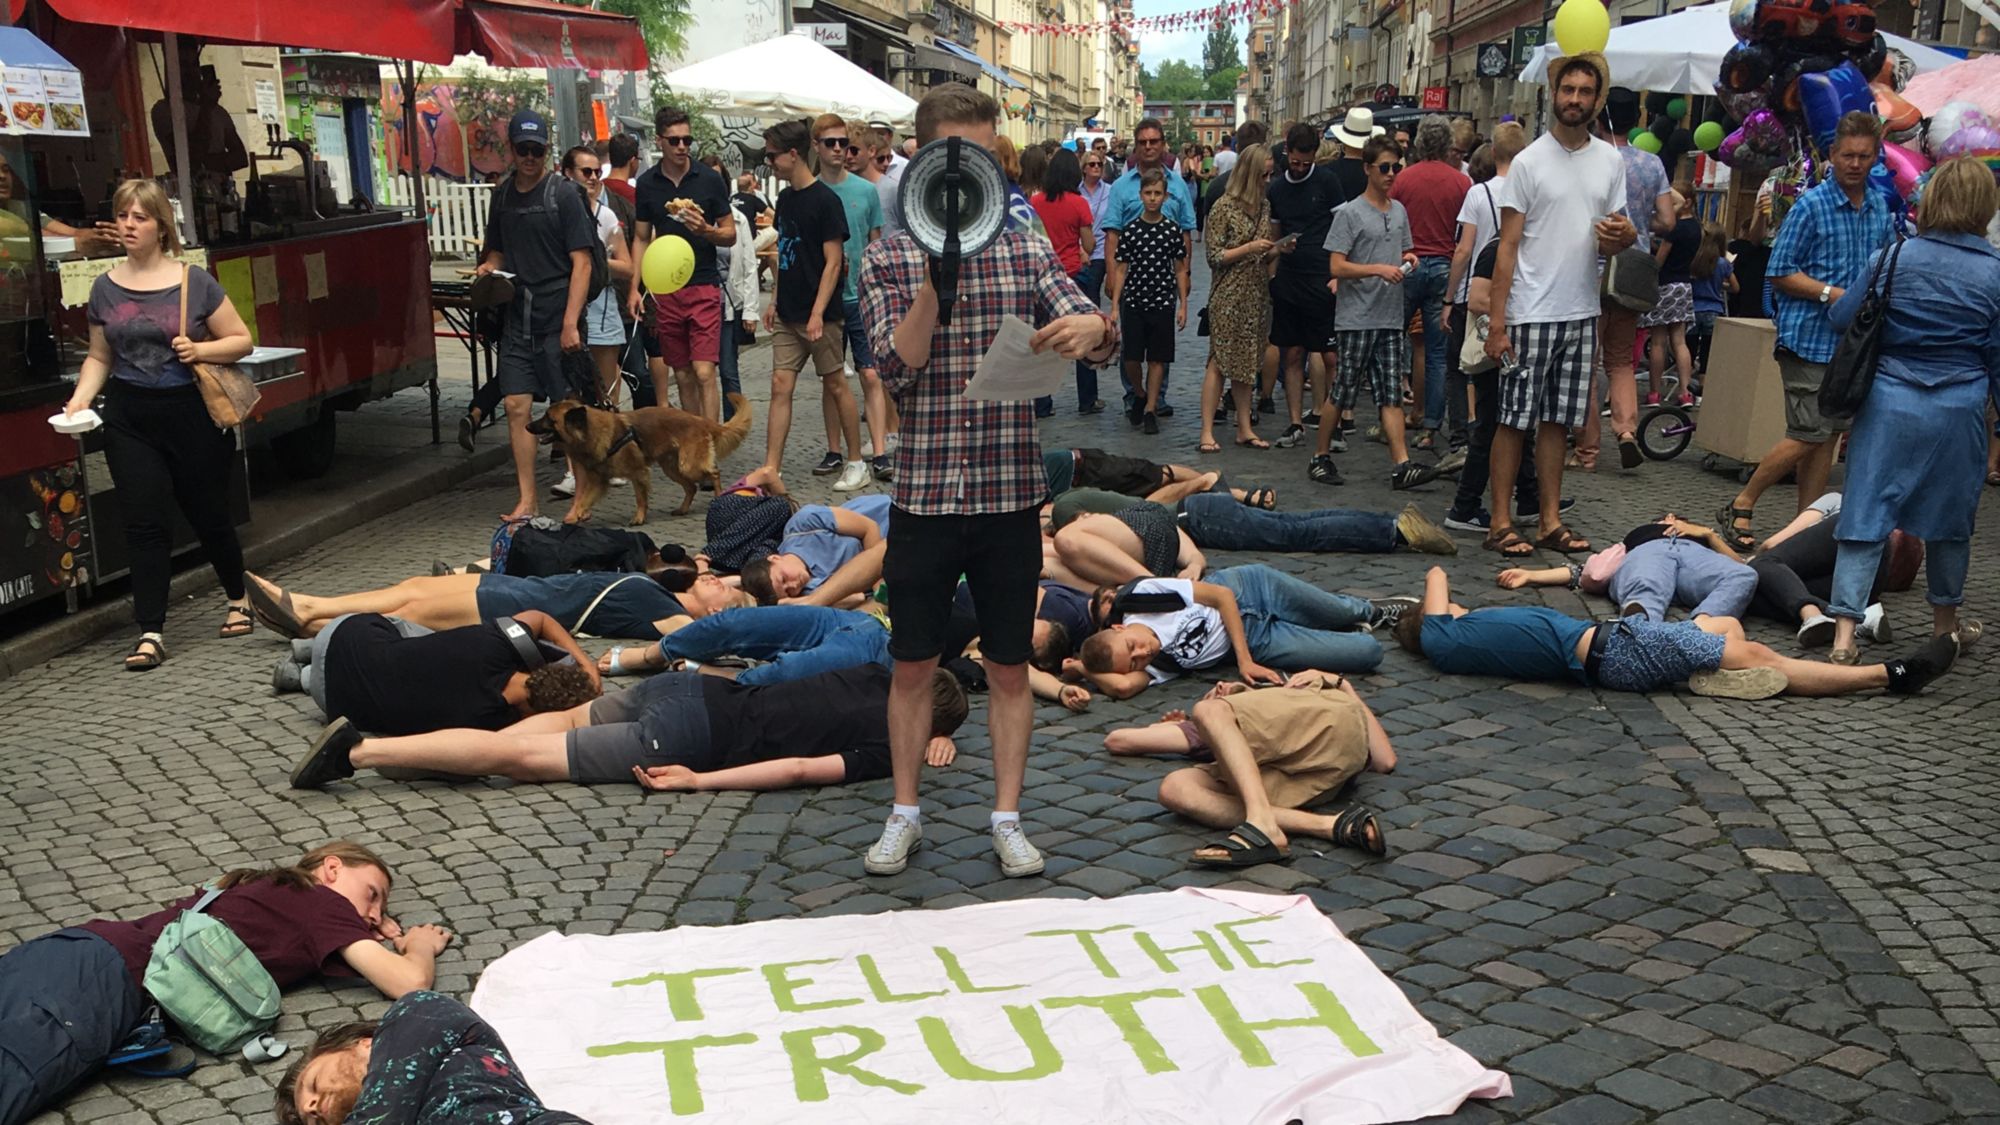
top-left (1208, 564), bottom-right (1383, 672)
top-left (1606, 537), bottom-right (1758, 622)
top-left (658, 605), bottom-right (890, 685)
top-left (1179, 493), bottom-right (1396, 554)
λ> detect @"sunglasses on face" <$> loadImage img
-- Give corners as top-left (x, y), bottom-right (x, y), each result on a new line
top-left (763, 150), bottom-right (780, 162)
top-left (874, 154), bottom-right (893, 165)
top-left (571, 166), bottom-right (601, 178)
top-left (820, 136), bottom-right (848, 148)
top-left (1374, 162), bottom-right (1403, 175)
top-left (661, 135), bottom-right (695, 147)
top-left (514, 142), bottom-right (546, 158)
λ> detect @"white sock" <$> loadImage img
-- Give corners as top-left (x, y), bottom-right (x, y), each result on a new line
top-left (990, 810), bottom-right (1021, 830)
top-left (891, 803), bottom-right (921, 826)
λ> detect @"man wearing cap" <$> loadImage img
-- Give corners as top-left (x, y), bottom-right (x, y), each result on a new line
top-left (629, 106), bottom-right (736, 424)
top-left (1483, 53), bottom-right (1633, 559)
top-left (476, 110), bottom-right (597, 522)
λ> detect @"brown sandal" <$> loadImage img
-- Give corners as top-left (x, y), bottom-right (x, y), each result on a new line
top-left (1535, 524), bottom-right (1591, 554)
top-left (1483, 527), bottom-right (1535, 558)
top-left (124, 634), bottom-right (166, 671)
top-left (218, 604), bottom-right (254, 639)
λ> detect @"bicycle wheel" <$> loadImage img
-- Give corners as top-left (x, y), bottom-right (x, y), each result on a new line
top-left (1638, 405), bottom-right (1694, 461)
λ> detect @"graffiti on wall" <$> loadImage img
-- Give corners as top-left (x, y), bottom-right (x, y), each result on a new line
top-left (380, 81), bottom-right (513, 182)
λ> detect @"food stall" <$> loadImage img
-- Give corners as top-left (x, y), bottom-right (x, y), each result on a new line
top-left (0, 0), bottom-right (644, 620)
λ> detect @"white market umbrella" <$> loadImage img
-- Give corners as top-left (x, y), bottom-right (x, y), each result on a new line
top-left (662, 32), bottom-right (918, 130)
top-left (1517, 2), bottom-right (1962, 94)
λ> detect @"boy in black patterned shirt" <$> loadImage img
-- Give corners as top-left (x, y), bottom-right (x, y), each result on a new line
top-left (1107, 168), bottom-right (1188, 434)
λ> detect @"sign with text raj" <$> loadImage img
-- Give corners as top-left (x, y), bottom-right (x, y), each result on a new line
top-left (470, 889), bottom-right (1511, 1124)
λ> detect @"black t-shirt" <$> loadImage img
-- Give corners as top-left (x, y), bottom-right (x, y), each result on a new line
top-left (1727, 238), bottom-right (1771, 319)
top-left (483, 174), bottom-right (596, 328)
top-left (773, 180), bottom-right (850, 324)
top-left (701, 664), bottom-right (892, 781)
top-left (1329, 157), bottom-right (1368, 206)
top-left (1659, 217), bottom-right (1701, 284)
top-left (633, 160), bottom-right (731, 286)
top-left (733, 191), bottom-right (768, 229)
top-left (1268, 163), bottom-right (1347, 298)
top-left (946, 580), bottom-right (1093, 661)
top-left (323, 616), bottom-right (527, 735)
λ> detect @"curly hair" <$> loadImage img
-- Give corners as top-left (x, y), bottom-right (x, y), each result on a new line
top-left (274, 1021), bottom-right (379, 1125)
top-left (1412, 114), bottom-right (1455, 163)
top-left (525, 662), bottom-right (600, 714)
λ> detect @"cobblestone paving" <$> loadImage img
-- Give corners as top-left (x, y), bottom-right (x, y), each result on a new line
top-left (5, 257), bottom-right (1999, 1124)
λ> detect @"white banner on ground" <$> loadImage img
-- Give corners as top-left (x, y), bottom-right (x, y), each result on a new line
top-left (470, 888), bottom-right (1511, 1124)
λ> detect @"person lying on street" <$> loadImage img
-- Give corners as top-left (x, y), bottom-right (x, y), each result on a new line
top-left (288, 663), bottom-right (969, 795)
top-left (1393, 565), bottom-right (1959, 699)
top-left (432, 522), bottom-right (697, 582)
top-left (1050, 500), bottom-right (1207, 586)
top-left (1049, 490), bottom-right (1457, 582)
top-left (278, 990), bottom-right (582, 1125)
top-left (1066, 566), bottom-right (1403, 699)
top-left (1743, 492), bottom-right (1911, 647)
top-left (736, 492), bottom-right (892, 606)
top-left (1043, 446), bottom-right (1275, 509)
top-left (0, 842), bottom-right (452, 1125)
top-left (245, 567), bottom-right (749, 643)
top-left (269, 611), bottom-right (601, 735)
top-left (1103, 669), bottom-right (1395, 865)
top-left (1494, 514), bottom-right (1758, 623)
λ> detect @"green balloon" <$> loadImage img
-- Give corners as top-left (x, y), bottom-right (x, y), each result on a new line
top-left (1694, 120), bottom-right (1726, 151)
top-left (1666, 97), bottom-right (1688, 121)
top-left (1634, 131), bottom-right (1664, 154)
top-left (1628, 124), bottom-right (1648, 143)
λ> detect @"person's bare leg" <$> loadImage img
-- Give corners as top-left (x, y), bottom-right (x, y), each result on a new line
top-left (1420, 564), bottom-right (1451, 615)
top-left (1282, 347), bottom-right (1307, 426)
top-left (1144, 362), bottom-right (1165, 415)
top-left (887, 657), bottom-right (939, 807)
top-left (1721, 636), bottom-right (1889, 695)
top-left (1105, 722), bottom-right (1201, 756)
top-left (763, 367), bottom-right (799, 471)
top-left (859, 369), bottom-right (889, 458)
top-left (269, 574), bottom-right (481, 629)
top-left (673, 365), bottom-right (700, 414)
top-left (1233, 381), bottom-right (1260, 442)
top-left (828, 375), bottom-right (864, 462)
top-left (1796, 438), bottom-right (1839, 515)
top-left (592, 346), bottom-right (622, 409)
top-left (691, 361), bottom-right (721, 423)
top-left (648, 357), bottom-right (673, 409)
top-left (1199, 359), bottom-right (1223, 448)
top-left (1577, 368), bottom-right (1603, 469)
top-left (1381, 404), bottom-right (1411, 464)
top-left (1160, 768), bottom-right (1347, 843)
top-left (1041, 555), bottom-right (1097, 592)
top-left (987, 660), bottom-right (1032, 813)
top-left (1733, 438), bottom-right (1817, 520)
top-left (350, 729), bottom-right (573, 781)
top-left (1052, 516), bottom-right (1151, 586)
top-left (503, 393), bottom-right (539, 520)
top-left (1535, 420), bottom-right (1569, 531)
top-left (1487, 425), bottom-right (1528, 536)
top-left (1146, 472), bottom-right (1215, 505)
top-left (1646, 330), bottom-right (1667, 402)
top-left (1670, 324), bottom-right (1694, 401)
top-left (1189, 697), bottom-right (1282, 849)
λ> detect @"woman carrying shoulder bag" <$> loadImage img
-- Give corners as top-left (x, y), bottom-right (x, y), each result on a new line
top-left (61, 179), bottom-right (255, 670)
top-left (0, 841), bottom-right (452, 1125)
top-left (1824, 157), bottom-right (2000, 662)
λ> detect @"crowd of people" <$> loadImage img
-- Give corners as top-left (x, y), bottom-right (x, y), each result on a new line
top-left (19, 47), bottom-right (1999, 1125)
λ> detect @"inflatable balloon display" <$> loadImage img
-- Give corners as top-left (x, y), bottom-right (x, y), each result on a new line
top-left (1879, 142), bottom-right (1930, 198)
top-left (1794, 63), bottom-right (1875, 152)
top-left (1695, 121), bottom-right (1727, 151)
top-left (1872, 83), bottom-right (1921, 141)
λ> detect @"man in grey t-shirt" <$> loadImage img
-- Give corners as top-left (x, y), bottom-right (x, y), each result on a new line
top-left (1320, 136), bottom-right (1438, 492)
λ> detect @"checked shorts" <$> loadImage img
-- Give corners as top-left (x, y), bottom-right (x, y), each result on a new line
top-left (1332, 328), bottom-right (1410, 412)
top-left (1500, 318), bottom-right (1597, 431)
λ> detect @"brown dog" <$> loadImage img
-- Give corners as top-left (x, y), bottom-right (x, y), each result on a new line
top-left (528, 395), bottom-right (754, 523)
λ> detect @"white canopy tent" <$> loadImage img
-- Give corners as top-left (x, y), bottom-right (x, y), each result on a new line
top-left (1517, 2), bottom-right (1961, 94)
top-left (661, 32), bottom-right (918, 130)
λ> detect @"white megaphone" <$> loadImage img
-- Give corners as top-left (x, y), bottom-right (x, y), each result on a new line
top-left (897, 135), bottom-right (1008, 324)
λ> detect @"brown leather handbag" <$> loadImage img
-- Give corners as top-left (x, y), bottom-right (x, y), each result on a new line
top-left (180, 264), bottom-right (259, 428)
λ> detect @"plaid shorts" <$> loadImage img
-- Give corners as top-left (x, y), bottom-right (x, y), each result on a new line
top-left (1500, 318), bottom-right (1597, 430)
top-left (1332, 328), bottom-right (1410, 411)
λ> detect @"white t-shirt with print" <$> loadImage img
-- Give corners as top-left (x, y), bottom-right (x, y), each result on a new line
top-left (1496, 133), bottom-right (1626, 326)
top-left (1121, 578), bottom-right (1230, 684)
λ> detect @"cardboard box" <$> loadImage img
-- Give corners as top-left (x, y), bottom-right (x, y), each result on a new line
top-left (1695, 317), bottom-right (1788, 464)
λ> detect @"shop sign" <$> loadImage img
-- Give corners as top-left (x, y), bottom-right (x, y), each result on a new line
top-left (1477, 39), bottom-right (1511, 77)
top-left (1421, 86), bottom-right (1448, 110)
top-left (1510, 24), bottom-right (1544, 67)
top-left (798, 22), bottom-right (849, 46)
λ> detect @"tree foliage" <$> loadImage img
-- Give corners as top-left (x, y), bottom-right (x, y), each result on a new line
top-left (1201, 21), bottom-right (1242, 75)
top-left (1143, 59), bottom-right (1205, 103)
top-left (1205, 65), bottom-right (1245, 100)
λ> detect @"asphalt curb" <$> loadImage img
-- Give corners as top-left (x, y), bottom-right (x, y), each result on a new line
top-left (0, 443), bottom-right (511, 683)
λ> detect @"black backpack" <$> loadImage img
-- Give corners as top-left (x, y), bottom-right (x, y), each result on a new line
top-left (484, 174), bottom-right (611, 303)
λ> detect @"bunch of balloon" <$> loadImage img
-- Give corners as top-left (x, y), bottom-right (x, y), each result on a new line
top-left (1906, 100), bottom-right (2000, 237)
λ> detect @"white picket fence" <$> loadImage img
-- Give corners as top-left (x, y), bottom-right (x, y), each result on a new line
top-left (381, 174), bottom-right (495, 258)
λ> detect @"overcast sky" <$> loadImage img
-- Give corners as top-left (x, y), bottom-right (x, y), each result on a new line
top-left (1131, 0), bottom-right (1236, 69)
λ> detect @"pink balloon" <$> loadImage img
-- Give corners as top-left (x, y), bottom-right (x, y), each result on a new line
top-left (1881, 142), bottom-right (1930, 197)
top-left (1942, 125), bottom-right (2000, 159)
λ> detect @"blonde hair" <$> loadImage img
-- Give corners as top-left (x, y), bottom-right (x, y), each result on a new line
top-left (1490, 121), bottom-right (1528, 165)
top-left (214, 841), bottom-right (393, 894)
top-left (1918, 156), bottom-right (2000, 236)
top-left (111, 178), bottom-right (182, 255)
top-left (1223, 143), bottom-right (1272, 216)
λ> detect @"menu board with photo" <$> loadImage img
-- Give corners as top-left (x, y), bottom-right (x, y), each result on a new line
top-left (3, 66), bottom-right (88, 137)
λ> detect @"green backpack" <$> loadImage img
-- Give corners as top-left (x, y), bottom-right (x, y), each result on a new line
top-left (142, 886), bottom-right (282, 1054)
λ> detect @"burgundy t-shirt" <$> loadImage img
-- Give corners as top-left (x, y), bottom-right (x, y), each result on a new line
top-left (1390, 160), bottom-right (1472, 259)
top-left (79, 878), bottom-right (376, 991)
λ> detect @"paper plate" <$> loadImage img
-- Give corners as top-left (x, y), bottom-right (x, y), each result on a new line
top-left (48, 407), bottom-right (100, 433)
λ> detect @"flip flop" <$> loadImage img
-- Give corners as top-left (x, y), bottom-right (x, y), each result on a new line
top-left (1198, 440), bottom-right (1222, 454)
top-left (245, 574), bottom-right (308, 640)
top-left (1244, 488), bottom-right (1277, 510)
top-left (1190, 822), bottom-right (1291, 867)
top-left (1234, 436), bottom-right (1271, 450)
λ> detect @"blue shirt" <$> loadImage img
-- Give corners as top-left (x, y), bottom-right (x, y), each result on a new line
top-left (1102, 164), bottom-right (1197, 233)
top-left (1420, 607), bottom-right (1591, 685)
top-left (781, 493), bottom-right (894, 590)
top-left (1081, 177), bottom-right (1113, 262)
top-left (1767, 177), bottom-right (1895, 364)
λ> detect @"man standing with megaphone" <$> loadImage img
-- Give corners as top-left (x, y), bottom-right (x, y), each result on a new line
top-left (856, 84), bottom-right (1119, 880)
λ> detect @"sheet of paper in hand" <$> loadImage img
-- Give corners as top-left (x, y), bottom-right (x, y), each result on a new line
top-left (469, 888), bottom-right (1511, 1124)
top-left (963, 314), bottom-right (1072, 401)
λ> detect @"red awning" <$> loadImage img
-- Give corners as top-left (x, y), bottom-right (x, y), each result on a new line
top-left (40, 0), bottom-right (459, 62)
top-left (455, 0), bottom-right (647, 71)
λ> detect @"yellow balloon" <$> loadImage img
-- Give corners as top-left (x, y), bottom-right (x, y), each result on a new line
top-left (643, 235), bottom-right (695, 296)
top-left (1553, 0), bottom-right (1609, 56)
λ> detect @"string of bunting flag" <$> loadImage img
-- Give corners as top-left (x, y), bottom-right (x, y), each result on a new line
top-left (996, 0), bottom-right (1299, 36)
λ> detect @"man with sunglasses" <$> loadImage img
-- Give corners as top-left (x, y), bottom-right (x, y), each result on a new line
top-left (1103, 119), bottom-right (1195, 419)
top-left (630, 107), bottom-right (735, 423)
top-left (476, 110), bottom-right (597, 522)
top-left (812, 114), bottom-right (893, 486)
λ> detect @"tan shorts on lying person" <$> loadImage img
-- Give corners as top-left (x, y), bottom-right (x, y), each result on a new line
top-left (1207, 681), bottom-right (1369, 809)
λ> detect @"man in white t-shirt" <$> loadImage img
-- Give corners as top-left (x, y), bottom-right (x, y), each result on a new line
top-left (1483, 52), bottom-right (1633, 560)
top-left (1212, 134), bottom-right (1238, 180)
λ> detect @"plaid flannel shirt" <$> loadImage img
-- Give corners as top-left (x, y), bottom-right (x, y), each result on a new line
top-left (1766, 177), bottom-right (1894, 364)
top-left (859, 231), bottom-right (1115, 516)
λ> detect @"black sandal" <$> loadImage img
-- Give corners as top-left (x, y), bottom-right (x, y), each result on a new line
top-left (1190, 822), bottom-right (1291, 868)
top-left (1717, 502), bottom-right (1757, 552)
top-left (1244, 487), bottom-right (1277, 510)
top-left (1330, 807), bottom-right (1386, 856)
top-left (124, 634), bottom-right (166, 671)
top-left (218, 604), bottom-right (254, 639)
top-left (1483, 527), bottom-right (1535, 559)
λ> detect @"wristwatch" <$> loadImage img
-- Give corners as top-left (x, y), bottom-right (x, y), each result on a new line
top-left (1817, 284), bottom-right (1832, 304)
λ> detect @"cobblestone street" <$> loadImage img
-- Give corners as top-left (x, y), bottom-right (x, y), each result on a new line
top-left (5, 254), bottom-right (1999, 1124)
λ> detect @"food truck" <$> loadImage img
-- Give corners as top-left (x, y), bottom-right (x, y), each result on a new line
top-left (0, 0), bottom-right (644, 618)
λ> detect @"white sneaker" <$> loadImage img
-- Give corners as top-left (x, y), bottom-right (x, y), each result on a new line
top-left (550, 472), bottom-right (576, 498)
top-left (1861, 602), bottom-right (1891, 643)
top-left (611, 477), bottom-right (630, 487)
top-left (991, 820), bottom-right (1045, 877)
top-left (864, 814), bottom-right (922, 875)
top-left (833, 459), bottom-right (869, 491)
top-left (1797, 614), bottom-right (1836, 647)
